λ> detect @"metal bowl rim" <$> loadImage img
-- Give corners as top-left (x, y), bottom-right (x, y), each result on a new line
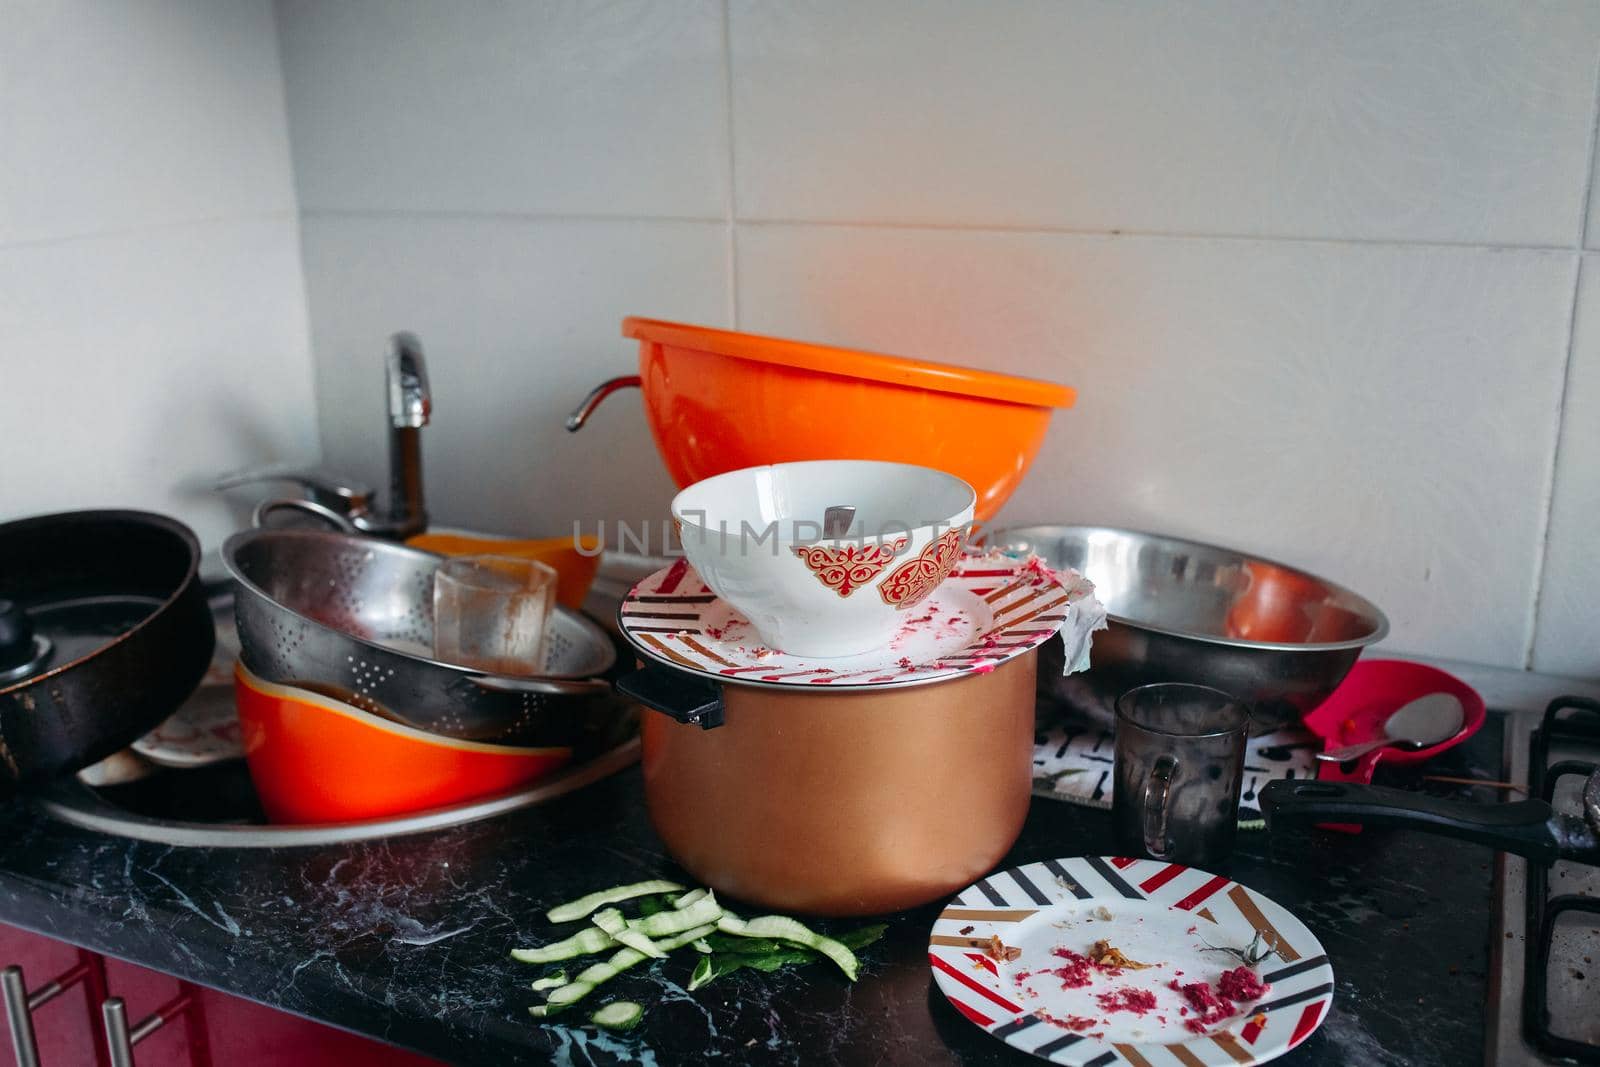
top-left (992, 523), bottom-right (1390, 654)
top-left (221, 528), bottom-right (616, 681)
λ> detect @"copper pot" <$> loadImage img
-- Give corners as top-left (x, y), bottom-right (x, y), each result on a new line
top-left (620, 651), bottom-right (1038, 916)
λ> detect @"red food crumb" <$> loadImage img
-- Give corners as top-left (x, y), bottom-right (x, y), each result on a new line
top-left (1045, 948), bottom-right (1095, 989)
top-left (897, 657), bottom-right (913, 670)
top-left (1169, 968), bottom-right (1271, 1035)
top-left (1035, 1011), bottom-right (1097, 1032)
top-left (971, 662), bottom-right (996, 674)
top-left (1095, 987), bottom-right (1157, 1015)
top-left (1022, 555), bottom-right (1062, 583)
top-left (1171, 978), bottom-right (1235, 1030)
top-left (1218, 966), bottom-right (1270, 1003)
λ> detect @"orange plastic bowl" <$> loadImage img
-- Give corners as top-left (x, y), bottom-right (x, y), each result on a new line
top-left (234, 663), bottom-right (571, 824)
top-left (619, 318), bottom-right (1075, 524)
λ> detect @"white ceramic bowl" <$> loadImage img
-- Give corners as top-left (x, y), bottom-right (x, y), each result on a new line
top-left (671, 460), bottom-right (976, 657)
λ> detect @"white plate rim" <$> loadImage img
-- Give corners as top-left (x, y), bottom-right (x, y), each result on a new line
top-left (617, 555), bottom-right (1073, 691)
top-left (928, 856), bottom-right (1335, 1066)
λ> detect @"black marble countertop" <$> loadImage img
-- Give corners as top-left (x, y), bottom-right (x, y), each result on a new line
top-left (0, 716), bottom-right (1507, 1066)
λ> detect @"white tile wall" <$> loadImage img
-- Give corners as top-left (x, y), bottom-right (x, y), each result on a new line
top-left (0, 0), bottom-right (315, 551)
top-left (275, 0), bottom-right (729, 219)
top-left (299, 215), bottom-right (728, 538)
top-left (1, 0), bottom-right (298, 245)
top-left (729, 0), bottom-right (1600, 245)
top-left (1535, 255), bottom-right (1600, 677)
top-left (0, 221), bottom-right (317, 548)
top-left (737, 226), bottom-right (1575, 667)
top-left (273, 1), bottom-right (1600, 674)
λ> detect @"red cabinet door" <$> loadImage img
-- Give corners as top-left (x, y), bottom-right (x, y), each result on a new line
top-left (0, 923), bottom-right (445, 1067)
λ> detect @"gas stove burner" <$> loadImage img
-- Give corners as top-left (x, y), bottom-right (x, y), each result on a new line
top-left (1522, 697), bottom-right (1600, 1064)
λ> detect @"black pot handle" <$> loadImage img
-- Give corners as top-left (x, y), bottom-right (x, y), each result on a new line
top-left (615, 665), bottom-right (724, 729)
top-left (1259, 779), bottom-right (1565, 863)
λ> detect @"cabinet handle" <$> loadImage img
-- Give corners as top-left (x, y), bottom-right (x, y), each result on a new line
top-left (1, 966), bottom-right (39, 1067)
top-left (102, 983), bottom-right (207, 1067)
top-left (3, 953), bottom-right (112, 1067)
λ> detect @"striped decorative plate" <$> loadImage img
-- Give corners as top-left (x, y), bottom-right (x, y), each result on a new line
top-left (929, 857), bottom-right (1333, 1066)
top-left (617, 555), bottom-right (1078, 690)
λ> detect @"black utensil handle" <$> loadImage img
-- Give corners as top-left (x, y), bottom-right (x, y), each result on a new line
top-left (1259, 779), bottom-right (1561, 863)
top-left (614, 666), bottom-right (724, 729)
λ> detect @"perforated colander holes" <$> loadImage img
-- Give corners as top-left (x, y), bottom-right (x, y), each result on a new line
top-left (345, 654), bottom-right (396, 698)
top-left (266, 617), bottom-right (305, 669)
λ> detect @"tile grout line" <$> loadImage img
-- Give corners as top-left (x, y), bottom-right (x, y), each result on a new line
top-left (295, 208), bottom-right (725, 225)
top-left (1524, 254), bottom-right (1584, 671)
top-left (719, 0), bottom-right (741, 329)
top-left (1581, 38), bottom-right (1600, 252)
top-left (266, 1), bottom-right (325, 469)
top-left (283, 208), bottom-right (1581, 258)
top-left (732, 216), bottom-right (1577, 255)
top-left (1522, 44), bottom-right (1600, 670)
top-left (0, 210), bottom-right (299, 252)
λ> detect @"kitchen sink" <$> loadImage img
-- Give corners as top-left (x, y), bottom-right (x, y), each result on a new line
top-left (30, 580), bottom-right (639, 849)
top-left (31, 739), bottom-right (638, 848)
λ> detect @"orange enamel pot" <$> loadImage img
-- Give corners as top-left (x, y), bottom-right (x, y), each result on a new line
top-left (234, 663), bottom-right (572, 824)
top-left (570, 319), bottom-right (1075, 524)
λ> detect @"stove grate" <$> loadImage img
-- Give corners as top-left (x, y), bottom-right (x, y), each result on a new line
top-left (1524, 696), bottom-right (1600, 1063)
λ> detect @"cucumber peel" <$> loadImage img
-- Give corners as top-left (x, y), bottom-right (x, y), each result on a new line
top-left (511, 925), bottom-right (615, 964)
top-left (546, 879), bottom-right (686, 923)
top-left (530, 970), bottom-right (567, 991)
top-left (541, 922), bottom-right (718, 1011)
top-left (672, 888), bottom-right (708, 910)
top-left (614, 929), bottom-right (668, 959)
top-left (625, 892), bottom-right (721, 938)
top-left (715, 914), bottom-right (860, 981)
top-left (590, 1001), bottom-right (644, 1031)
top-left (591, 908), bottom-right (666, 959)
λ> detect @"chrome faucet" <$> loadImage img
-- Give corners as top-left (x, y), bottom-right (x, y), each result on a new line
top-left (218, 332), bottom-right (431, 539)
top-left (383, 331), bottom-right (430, 537)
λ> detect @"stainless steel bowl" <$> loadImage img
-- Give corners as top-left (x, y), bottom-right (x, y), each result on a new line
top-left (994, 525), bottom-right (1388, 730)
top-left (222, 528), bottom-right (627, 745)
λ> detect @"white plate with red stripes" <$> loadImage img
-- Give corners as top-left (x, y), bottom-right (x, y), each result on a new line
top-left (929, 857), bottom-right (1334, 1066)
top-left (617, 554), bottom-right (1080, 690)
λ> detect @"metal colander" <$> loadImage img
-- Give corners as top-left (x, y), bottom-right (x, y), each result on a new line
top-left (223, 529), bottom-right (625, 744)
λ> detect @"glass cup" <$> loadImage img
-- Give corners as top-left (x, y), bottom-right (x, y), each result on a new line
top-left (431, 555), bottom-right (558, 676)
top-left (1113, 683), bottom-right (1249, 867)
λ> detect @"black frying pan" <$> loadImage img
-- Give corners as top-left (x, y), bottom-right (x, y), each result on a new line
top-left (0, 510), bottom-right (214, 788)
top-left (1260, 771), bottom-right (1600, 865)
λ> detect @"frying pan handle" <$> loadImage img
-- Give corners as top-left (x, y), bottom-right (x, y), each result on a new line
top-left (614, 666), bottom-right (723, 729)
top-left (565, 376), bottom-right (641, 432)
top-left (1259, 779), bottom-right (1563, 863)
